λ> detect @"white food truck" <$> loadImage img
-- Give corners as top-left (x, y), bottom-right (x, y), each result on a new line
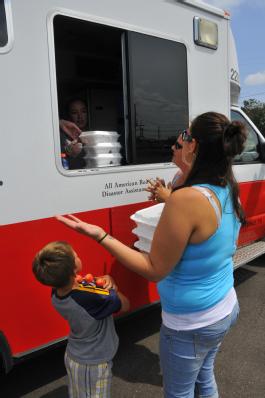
top-left (1, 0), bottom-right (265, 372)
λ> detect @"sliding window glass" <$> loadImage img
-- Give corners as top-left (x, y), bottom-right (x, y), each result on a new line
top-left (127, 32), bottom-right (189, 164)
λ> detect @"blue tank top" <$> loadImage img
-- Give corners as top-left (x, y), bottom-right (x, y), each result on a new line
top-left (157, 184), bottom-right (241, 314)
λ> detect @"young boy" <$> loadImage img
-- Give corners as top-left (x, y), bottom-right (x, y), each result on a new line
top-left (32, 241), bottom-right (129, 398)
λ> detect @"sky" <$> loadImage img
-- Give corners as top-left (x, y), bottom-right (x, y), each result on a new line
top-left (203, 0), bottom-right (265, 105)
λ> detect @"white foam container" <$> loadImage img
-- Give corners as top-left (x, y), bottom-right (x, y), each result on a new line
top-left (130, 203), bottom-right (164, 253)
top-left (132, 226), bottom-right (155, 240)
top-left (79, 131), bottom-right (119, 145)
top-left (83, 142), bottom-right (121, 156)
top-left (130, 203), bottom-right (164, 227)
top-left (134, 239), bottom-right (152, 253)
top-left (84, 153), bottom-right (122, 168)
top-left (132, 228), bottom-right (152, 253)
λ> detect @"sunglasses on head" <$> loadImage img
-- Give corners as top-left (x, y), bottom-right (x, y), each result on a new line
top-left (174, 129), bottom-right (193, 149)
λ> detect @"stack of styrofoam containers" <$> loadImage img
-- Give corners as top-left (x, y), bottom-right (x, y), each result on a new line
top-left (130, 203), bottom-right (165, 253)
top-left (79, 131), bottom-right (122, 168)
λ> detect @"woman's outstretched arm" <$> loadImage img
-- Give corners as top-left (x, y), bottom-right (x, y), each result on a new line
top-left (56, 214), bottom-right (160, 281)
top-left (56, 189), bottom-right (197, 281)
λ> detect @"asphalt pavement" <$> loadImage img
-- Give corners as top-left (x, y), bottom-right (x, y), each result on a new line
top-left (1, 256), bottom-right (265, 398)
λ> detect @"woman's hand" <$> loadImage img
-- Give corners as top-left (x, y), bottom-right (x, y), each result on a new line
top-left (146, 178), bottom-right (171, 203)
top-left (55, 214), bottom-right (106, 241)
top-left (154, 183), bottom-right (171, 203)
top-left (146, 178), bottom-right (164, 201)
top-left (65, 140), bottom-right (83, 157)
top-left (60, 119), bottom-right (81, 140)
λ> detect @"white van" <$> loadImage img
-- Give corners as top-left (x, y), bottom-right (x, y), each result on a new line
top-left (1, 0), bottom-right (265, 372)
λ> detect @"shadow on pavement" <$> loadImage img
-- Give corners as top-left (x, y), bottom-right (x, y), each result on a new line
top-left (1, 304), bottom-right (163, 396)
top-left (246, 253), bottom-right (265, 267)
top-left (40, 386), bottom-right (68, 398)
top-left (114, 303), bottom-right (162, 386)
top-left (114, 343), bottom-right (162, 386)
top-left (234, 267), bottom-right (257, 286)
top-left (1, 344), bottom-right (66, 397)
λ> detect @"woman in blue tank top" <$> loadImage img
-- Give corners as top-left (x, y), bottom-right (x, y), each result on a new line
top-left (56, 112), bottom-right (247, 398)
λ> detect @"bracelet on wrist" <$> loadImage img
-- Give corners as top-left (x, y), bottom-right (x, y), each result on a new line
top-left (97, 232), bottom-right (108, 244)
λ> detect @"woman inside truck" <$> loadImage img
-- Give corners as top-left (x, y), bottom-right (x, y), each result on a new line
top-left (56, 111), bottom-right (247, 398)
top-left (59, 98), bottom-right (88, 169)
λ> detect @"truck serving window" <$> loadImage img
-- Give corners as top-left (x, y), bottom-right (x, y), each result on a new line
top-left (0, 0), bottom-right (8, 47)
top-left (231, 110), bottom-right (260, 163)
top-left (53, 15), bottom-right (189, 171)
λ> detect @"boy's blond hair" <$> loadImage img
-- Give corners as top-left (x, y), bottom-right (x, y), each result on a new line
top-left (32, 241), bottom-right (75, 288)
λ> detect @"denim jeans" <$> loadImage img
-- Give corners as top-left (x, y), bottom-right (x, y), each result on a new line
top-left (159, 302), bottom-right (239, 398)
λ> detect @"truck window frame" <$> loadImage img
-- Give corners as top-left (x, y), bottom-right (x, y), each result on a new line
top-left (48, 11), bottom-right (189, 176)
top-left (0, 0), bottom-right (14, 54)
top-left (231, 109), bottom-right (261, 165)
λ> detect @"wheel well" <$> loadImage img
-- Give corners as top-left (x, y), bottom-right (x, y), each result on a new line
top-left (0, 332), bottom-right (13, 374)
